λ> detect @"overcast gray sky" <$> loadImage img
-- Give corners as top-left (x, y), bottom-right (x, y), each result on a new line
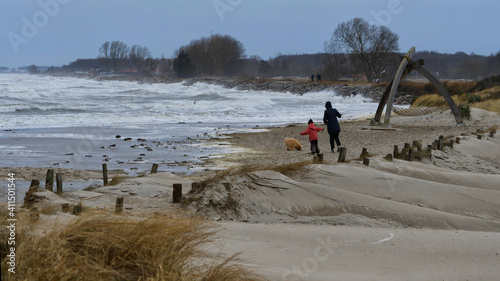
top-left (1, 0), bottom-right (499, 68)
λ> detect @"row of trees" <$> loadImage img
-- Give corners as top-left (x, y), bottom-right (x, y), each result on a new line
top-left (98, 41), bottom-right (157, 74)
top-left (51, 17), bottom-right (500, 81)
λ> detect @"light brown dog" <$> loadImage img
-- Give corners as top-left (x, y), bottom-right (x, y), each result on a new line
top-left (284, 137), bottom-right (302, 151)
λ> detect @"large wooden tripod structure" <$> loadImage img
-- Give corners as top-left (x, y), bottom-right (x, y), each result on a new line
top-left (370, 47), bottom-right (464, 127)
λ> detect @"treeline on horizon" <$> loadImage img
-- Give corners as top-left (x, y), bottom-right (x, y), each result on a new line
top-left (23, 18), bottom-right (500, 82)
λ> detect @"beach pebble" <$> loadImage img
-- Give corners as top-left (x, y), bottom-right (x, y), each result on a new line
top-left (115, 135), bottom-right (121, 138)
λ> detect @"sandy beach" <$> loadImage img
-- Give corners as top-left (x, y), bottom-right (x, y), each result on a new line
top-left (4, 107), bottom-right (500, 280)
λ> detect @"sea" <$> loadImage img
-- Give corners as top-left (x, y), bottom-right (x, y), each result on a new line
top-left (0, 73), bottom-right (379, 196)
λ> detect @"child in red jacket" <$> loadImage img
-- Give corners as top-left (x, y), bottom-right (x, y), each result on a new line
top-left (300, 119), bottom-right (324, 154)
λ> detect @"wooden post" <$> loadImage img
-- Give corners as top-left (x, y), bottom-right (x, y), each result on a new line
top-left (151, 163), bottom-right (159, 174)
top-left (313, 156), bottom-right (319, 164)
top-left (438, 136), bottom-right (444, 151)
top-left (449, 139), bottom-right (454, 149)
top-left (402, 148), bottom-right (409, 160)
top-left (73, 204), bottom-right (82, 214)
top-left (61, 203), bottom-right (70, 212)
top-left (456, 137), bottom-right (461, 144)
top-left (45, 169), bottom-right (54, 191)
top-left (337, 147), bottom-right (347, 163)
top-left (360, 148), bottom-right (368, 159)
top-left (408, 148), bottom-right (414, 162)
top-left (56, 173), bottom-right (63, 194)
top-left (102, 163), bottom-right (108, 186)
top-left (363, 158), bottom-right (370, 166)
top-left (432, 140), bottom-right (438, 150)
top-left (317, 153), bottom-right (324, 163)
top-left (115, 198), bottom-right (124, 214)
top-left (384, 154), bottom-right (393, 161)
top-left (413, 140), bottom-right (422, 151)
top-left (30, 179), bottom-right (40, 188)
top-left (478, 134), bottom-right (482, 140)
top-left (490, 131), bottom-right (495, 138)
top-left (393, 145), bottom-right (399, 159)
top-left (173, 183), bottom-right (182, 203)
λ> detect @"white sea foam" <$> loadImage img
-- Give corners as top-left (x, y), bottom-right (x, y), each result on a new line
top-left (0, 74), bottom-right (379, 131)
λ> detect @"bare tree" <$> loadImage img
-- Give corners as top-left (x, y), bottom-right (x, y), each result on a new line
top-left (99, 41), bottom-right (110, 70)
top-left (109, 41), bottom-right (129, 72)
top-left (129, 45), bottom-right (152, 73)
top-left (332, 17), bottom-right (399, 82)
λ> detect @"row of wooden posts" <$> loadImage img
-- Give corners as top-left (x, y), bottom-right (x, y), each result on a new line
top-left (311, 129), bottom-right (497, 166)
top-left (35, 162), bottom-right (183, 215)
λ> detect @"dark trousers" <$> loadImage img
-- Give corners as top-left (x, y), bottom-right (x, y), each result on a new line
top-left (310, 140), bottom-right (320, 154)
top-left (329, 132), bottom-right (341, 151)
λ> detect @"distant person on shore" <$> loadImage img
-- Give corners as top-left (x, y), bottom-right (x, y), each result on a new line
top-left (323, 101), bottom-right (342, 152)
top-left (316, 74), bottom-right (322, 82)
top-left (311, 74), bottom-right (315, 82)
top-left (300, 119), bottom-right (323, 154)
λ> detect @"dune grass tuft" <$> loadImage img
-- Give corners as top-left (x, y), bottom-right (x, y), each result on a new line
top-left (410, 85), bottom-right (500, 114)
top-left (1, 209), bottom-right (265, 281)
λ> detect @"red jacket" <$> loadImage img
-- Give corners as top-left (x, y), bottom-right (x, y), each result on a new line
top-left (300, 123), bottom-right (323, 141)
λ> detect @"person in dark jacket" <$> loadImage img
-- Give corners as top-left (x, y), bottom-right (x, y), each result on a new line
top-left (300, 119), bottom-right (323, 154)
top-left (323, 101), bottom-right (342, 152)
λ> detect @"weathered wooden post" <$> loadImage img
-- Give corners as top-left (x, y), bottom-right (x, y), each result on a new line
top-left (61, 203), bottom-right (70, 212)
top-left (385, 154), bottom-right (393, 161)
top-left (173, 183), bottom-right (182, 203)
top-left (317, 153), bottom-right (324, 163)
top-left (360, 148), bottom-right (368, 159)
top-left (363, 158), bottom-right (370, 166)
top-left (438, 136), bottom-right (444, 151)
top-left (151, 163), bottom-right (159, 174)
top-left (115, 197), bottom-right (124, 214)
top-left (478, 134), bottom-right (483, 140)
top-left (73, 204), bottom-right (82, 214)
top-left (427, 145), bottom-right (433, 159)
top-left (45, 169), bottom-right (54, 191)
top-left (56, 173), bottom-right (63, 194)
top-left (490, 131), bottom-right (495, 138)
top-left (456, 137), bottom-right (461, 144)
top-left (313, 155), bottom-right (319, 164)
top-left (413, 140), bottom-right (422, 151)
top-left (449, 139), bottom-right (454, 149)
top-left (393, 145), bottom-right (399, 159)
top-left (30, 179), bottom-right (39, 188)
top-left (338, 147), bottom-right (347, 163)
top-left (408, 148), bottom-right (414, 162)
top-left (432, 140), bottom-right (438, 150)
top-left (102, 163), bottom-right (108, 186)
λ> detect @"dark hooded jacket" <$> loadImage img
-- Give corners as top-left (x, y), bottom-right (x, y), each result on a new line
top-left (323, 101), bottom-right (342, 133)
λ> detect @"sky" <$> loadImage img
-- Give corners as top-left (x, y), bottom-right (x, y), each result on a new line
top-left (1, 0), bottom-right (499, 68)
